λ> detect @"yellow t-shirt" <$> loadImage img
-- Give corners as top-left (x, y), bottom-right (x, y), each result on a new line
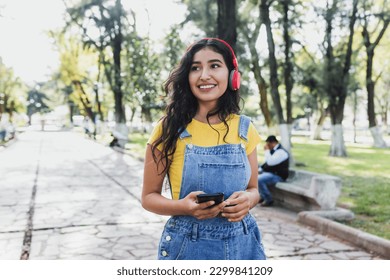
top-left (148, 114), bottom-right (261, 199)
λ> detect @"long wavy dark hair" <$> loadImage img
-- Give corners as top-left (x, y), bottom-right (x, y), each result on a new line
top-left (151, 38), bottom-right (242, 174)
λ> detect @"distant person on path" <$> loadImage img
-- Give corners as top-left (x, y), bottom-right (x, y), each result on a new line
top-left (142, 38), bottom-right (266, 260)
top-left (258, 135), bottom-right (289, 207)
top-left (109, 133), bottom-right (119, 148)
top-left (0, 124), bottom-right (6, 142)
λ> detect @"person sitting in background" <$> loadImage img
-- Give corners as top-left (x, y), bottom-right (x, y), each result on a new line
top-left (258, 135), bottom-right (289, 207)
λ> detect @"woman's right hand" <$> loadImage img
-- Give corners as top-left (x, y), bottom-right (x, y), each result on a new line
top-left (180, 191), bottom-right (227, 220)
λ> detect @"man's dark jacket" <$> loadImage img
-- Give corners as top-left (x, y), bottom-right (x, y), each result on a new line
top-left (261, 144), bottom-right (289, 180)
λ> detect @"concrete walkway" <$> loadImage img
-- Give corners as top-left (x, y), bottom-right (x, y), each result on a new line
top-left (0, 129), bottom-right (383, 260)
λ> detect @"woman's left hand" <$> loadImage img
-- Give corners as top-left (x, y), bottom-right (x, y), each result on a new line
top-left (221, 191), bottom-right (253, 222)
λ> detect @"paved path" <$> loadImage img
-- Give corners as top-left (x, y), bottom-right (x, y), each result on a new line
top-left (0, 130), bottom-right (383, 260)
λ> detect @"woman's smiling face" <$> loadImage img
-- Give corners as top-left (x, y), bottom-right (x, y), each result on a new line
top-left (188, 47), bottom-right (229, 106)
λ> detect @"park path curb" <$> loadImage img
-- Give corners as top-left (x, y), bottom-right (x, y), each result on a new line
top-left (298, 211), bottom-right (390, 259)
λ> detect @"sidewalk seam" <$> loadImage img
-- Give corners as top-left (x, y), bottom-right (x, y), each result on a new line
top-left (20, 141), bottom-right (42, 260)
top-left (88, 160), bottom-right (141, 203)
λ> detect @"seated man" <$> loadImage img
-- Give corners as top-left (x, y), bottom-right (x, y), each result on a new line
top-left (258, 135), bottom-right (289, 206)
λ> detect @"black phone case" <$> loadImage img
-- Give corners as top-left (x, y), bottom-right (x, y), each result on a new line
top-left (196, 192), bottom-right (224, 205)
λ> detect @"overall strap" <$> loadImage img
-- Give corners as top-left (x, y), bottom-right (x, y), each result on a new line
top-left (238, 115), bottom-right (251, 141)
top-left (179, 129), bottom-right (191, 139)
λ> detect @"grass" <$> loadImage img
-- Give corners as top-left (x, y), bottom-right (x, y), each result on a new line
top-left (126, 132), bottom-right (390, 240)
top-left (288, 137), bottom-right (390, 240)
top-left (124, 132), bottom-right (149, 159)
top-left (94, 130), bottom-right (149, 160)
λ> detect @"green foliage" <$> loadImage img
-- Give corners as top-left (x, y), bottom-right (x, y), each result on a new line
top-left (0, 57), bottom-right (25, 118)
top-left (124, 132), bottom-right (149, 158)
top-left (26, 87), bottom-right (51, 121)
top-left (180, 0), bottom-right (217, 37)
top-left (162, 24), bottom-right (186, 71)
top-left (122, 34), bottom-right (163, 122)
top-left (51, 31), bottom-right (103, 119)
top-left (64, 0), bottom-right (131, 123)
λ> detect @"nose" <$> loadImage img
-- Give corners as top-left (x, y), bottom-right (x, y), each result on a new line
top-left (200, 68), bottom-right (211, 80)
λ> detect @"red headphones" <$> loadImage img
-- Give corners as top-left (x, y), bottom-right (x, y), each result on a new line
top-left (202, 38), bottom-right (241, 91)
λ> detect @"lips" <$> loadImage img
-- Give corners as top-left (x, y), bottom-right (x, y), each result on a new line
top-left (198, 84), bottom-right (216, 89)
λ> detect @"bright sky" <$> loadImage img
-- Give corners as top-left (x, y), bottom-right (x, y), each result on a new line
top-left (0, 0), bottom-right (187, 85)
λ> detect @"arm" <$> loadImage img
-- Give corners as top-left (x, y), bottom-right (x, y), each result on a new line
top-left (264, 147), bottom-right (289, 166)
top-left (222, 148), bottom-right (260, 222)
top-left (141, 144), bottom-right (226, 219)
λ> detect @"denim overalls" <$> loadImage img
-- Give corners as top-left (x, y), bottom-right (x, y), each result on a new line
top-left (158, 116), bottom-right (266, 260)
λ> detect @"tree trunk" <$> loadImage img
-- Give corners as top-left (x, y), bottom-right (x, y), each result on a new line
top-left (258, 77), bottom-right (272, 127)
top-left (384, 104), bottom-right (388, 133)
top-left (369, 126), bottom-right (387, 148)
top-left (279, 123), bottom-right (295, 166)
top-left (362, 9), bottom-right (389, 147)
top-left (352, 90), bottom-right (357, 143)
top-left (311, 106), bottom-right (328, 140)
top-left (324, 0), bottom-right (358, 157)
top-left (260, 0), bottom-right (285, 125)
top-left (329, 124), bottom-right (347, 157)
top-left (244, 27), bottom-right (272, 127)
top-left (68, 101), bottom-right (74, 125)
top-left (217, 0), bottom-right (237, 50)
top-left (141, 106), bottom-right (153, 123)
top-left (95, 54), bottom-right (105, 122)
top-left (282, 0), bottom-right (294, 125)
top-left (366, 49), bottom-right (376, 128)
top-left (328, 103), bottom-right (347, 157)
top-left (130, 106), bottom-right (137, 123)
top-left (312, 123), bottom-right (324, 141)
top-left (112, 0), bottom-right (126, 125)
top-left (242, 12), bottom-right (272, 127)
top-left (365, 52), bottom-right (386, 147)
top-left (93, 86), bottom-right (104, 122)
top-left (72, 80), bottom-right (96, 124)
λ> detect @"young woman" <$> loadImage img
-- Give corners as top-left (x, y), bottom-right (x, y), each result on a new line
top-left (142, 38), bottom-right (266, 260)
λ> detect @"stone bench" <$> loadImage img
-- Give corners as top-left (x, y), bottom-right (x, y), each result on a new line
top-left (270, 169), bottom-right (342, 211)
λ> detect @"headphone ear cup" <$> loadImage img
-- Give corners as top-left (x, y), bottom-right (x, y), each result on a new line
top-left (229, 70), bottom-right (241, 91)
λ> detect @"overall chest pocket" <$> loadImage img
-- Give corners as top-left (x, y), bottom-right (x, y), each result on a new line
top-left (199, 162), bottom-right (248, 197)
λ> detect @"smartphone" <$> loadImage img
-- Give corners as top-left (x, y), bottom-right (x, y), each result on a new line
top-left (196, 192), bottom-right (224, 207)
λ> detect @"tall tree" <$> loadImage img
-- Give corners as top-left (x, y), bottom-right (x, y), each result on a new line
top-left (377, 71), bottom-right (390, 131)
top-left (280, 0), bottom-right (294, 125)
top-left (64, 0), bottom-right (128, 134)
top-left (323, 0), bottom-right (358, 157)
top-left (259, 0), bottom-right (291, 153)
top-left (26, 87), bottom-right (50, 125)
top-left (52, 32), bottom-right (99, 127)
top-left (0, 58), bottom-right (24, 123)
top-left (240, 0), bottom-right (272, 127)
top-left (217, 0), bottom-right (237, 50)
top-left (361, 0), bottom-right (389, 148)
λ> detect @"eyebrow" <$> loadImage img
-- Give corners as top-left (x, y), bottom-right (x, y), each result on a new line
top-left (191, 59), bottom-right (224, 64)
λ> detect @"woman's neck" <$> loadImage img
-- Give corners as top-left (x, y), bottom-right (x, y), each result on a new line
top-left (194, 107), bottom-right (222, 124)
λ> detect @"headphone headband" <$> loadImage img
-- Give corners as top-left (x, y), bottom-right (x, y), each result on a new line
top-left (203, 38), bottom-right (238, 70)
